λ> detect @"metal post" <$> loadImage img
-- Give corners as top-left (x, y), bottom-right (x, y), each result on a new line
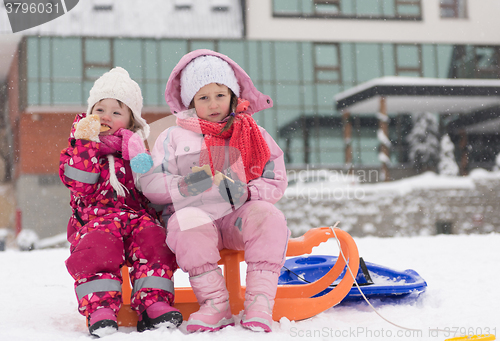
top-left (379, 97), bottom-right (390, 181)
top-left (342, 110), bottom-right (353, 172)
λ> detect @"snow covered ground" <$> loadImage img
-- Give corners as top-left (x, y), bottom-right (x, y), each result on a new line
top-left (2, 233), bottom-right (499, 341)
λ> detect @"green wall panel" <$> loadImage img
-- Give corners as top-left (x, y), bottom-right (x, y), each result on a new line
top-left (144, 40), bottom-right (159, 79)
top-left (275, 42), bottom-right (300, 82)
top-left (422, 44), bottom-right (437, 78)
top-left (218, 41), bottom-right (246, 71)
top-left (144, 82), bottom-right (160, 106)
top-left (85, 39), bottom-right (110, 64)
top-left (53, 82), bottom-right (81, 105)
top-left (27, 82), bottom-right (39, 106)
top-left (356, 44), bottom-right (382, 83)
top-left (382, 43), bottom-right (395, 76)
top-left (160, 40), bottom-right (188, 79)
top-left (260, 42), bottom-right (275, 82)
top-left (190, 41), bottom-right (215, 51)
top-left (40, 38), bottom-right (51, 79)
top-left (340, 43), bottom-right (356, 86)
top-left (52, 38), bottom-right (81, 79)
top-left (114, 39), bottom-right (143, 80)
top-left (437, 45), bottom-right (454, 78)
top-left (26, 38), bottom-right (38, 79)
top-left (40, 81), bottom-right (51, 105)
top-left (356, 0), bottom-right (382, 16)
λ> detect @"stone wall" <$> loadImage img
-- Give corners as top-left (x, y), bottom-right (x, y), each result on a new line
top-left (16, 175), bottom-right (72, 240)
top-left (14, 170), bottom-right (500, 242)
top-left (276, 172), bottom-right (500, 238)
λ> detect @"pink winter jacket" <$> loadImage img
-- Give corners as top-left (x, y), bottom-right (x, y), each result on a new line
top-left (139, 49), bottom-right (287, 218)
top-left (60, 113), bottom-right (160, 243)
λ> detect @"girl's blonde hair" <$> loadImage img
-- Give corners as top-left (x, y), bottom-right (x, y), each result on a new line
top-left (219, 91), bottom-right (238, 134)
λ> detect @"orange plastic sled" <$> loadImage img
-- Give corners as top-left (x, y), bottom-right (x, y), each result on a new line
top-left (116, 226), bottom-right (359, 326)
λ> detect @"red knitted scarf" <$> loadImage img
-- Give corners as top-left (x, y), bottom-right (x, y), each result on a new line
top-left (177, 99), bottom-right (270, 183)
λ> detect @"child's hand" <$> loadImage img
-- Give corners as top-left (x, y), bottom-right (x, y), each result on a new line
top-left (115, 129), bottom-right (145, 160)
top-left (74, 114), bottom-right (101, 142)
top-left (218, 178), bottom-right (248, 206)
top-left (113, 129), bottom-right (153, 173)
top-left (178, 167), bottom-right (213, 197)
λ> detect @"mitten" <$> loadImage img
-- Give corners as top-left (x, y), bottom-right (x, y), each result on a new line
top-left (130, 153), bottom-right (154, 174)
top-left (74, 114), bottom-right (101, 142)
top-left (178, 167), bottom-right (213, 197)
top-left (116, 128), bottom-right (153, 173)
top-left (218, 177), bottom-right (248, 206)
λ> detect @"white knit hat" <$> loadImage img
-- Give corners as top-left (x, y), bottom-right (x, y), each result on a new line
top-left (180, 55), bottom-right (240, 108)
top-left (87, 67), bottom-right (150, 139)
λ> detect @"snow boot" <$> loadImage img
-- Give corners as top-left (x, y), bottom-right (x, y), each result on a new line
top-left (186, 268), bottom-right (234, 332)
top-left (137, 301), bottom-right (183, 332)
top-left (88, 308), bottom-right (118, 338)
top-left (240, 270), bottom-right (279, 332)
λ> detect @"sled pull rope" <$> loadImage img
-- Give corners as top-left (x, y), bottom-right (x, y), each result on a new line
top-left (330, 223), bottom-right (420, 332)
top-left (329, 223), bottom-right (487, 340)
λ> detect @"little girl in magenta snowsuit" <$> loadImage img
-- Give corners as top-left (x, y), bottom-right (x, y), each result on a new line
top-left (59, 67), bottom-right (182, 337)
top-left (139, 49), bottom-right (290, 332)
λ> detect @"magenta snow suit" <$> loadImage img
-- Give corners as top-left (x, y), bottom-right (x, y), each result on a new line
top-left (139, 49), bottom-right (290, 277)
top-left (60, 113), bottom-right (177, 318)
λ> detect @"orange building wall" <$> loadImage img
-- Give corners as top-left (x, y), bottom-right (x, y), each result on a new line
top-left (19, 112), bottom-right (169, 174)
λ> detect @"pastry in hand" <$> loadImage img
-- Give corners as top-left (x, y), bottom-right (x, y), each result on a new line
top-left (191, 164), bottom-right (212, 177)
top-left (213, 171), bottom-right (234, 187)
top-left (74, 114), bottom-right (101, 142)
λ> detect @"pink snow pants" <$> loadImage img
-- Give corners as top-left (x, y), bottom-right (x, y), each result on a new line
top-left (66, 213), bottom-right (177, 317)
top-left (166, 200), bottom-right (290, 277)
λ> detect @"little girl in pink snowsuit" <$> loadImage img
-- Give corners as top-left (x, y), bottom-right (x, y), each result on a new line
top-left (60, 67), bottom-right (182, 337)
top-left (139, 49), bottom-right (290, 333)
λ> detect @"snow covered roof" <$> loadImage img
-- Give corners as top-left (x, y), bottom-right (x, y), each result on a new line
top-left (0, 0), bottom-right (243, 83)
top-left (465, 117), bottom-right (500, 134)
top-left (0, 0), bottom-right (243, 38)
top-left (335, 76), bottom-right (500, 115)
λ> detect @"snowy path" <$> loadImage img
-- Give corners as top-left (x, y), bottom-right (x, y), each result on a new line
top-left (1, 233), bottom-right (499, 340)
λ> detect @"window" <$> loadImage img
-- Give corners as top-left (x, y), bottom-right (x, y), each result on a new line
top-left (211, 0), bottom-right (230, 12)
top-left (395, 0), bottom-right (422, 19)
top-left (313, 43), bottom-right (341, 84)
top-left (474, 46), bottom-right (500, 79)
top-left (93, 0), bottom-right (113, 11)
top-left (395, 44), bottom-right (423, 77)
top-left (93, 5), bottom-right (112, 11)
top-left (314, 0), bottom-right (340, 15)
top-left (175, 0), bottom-right (192, 10)
top-left (272, 0), bottom-right (422, 20)
top-left (440, 0), bottom-right (467, 18)
top-left (449, 45), bottom-right (500, 79)
top-left (82, 38), bottom-right (113, 100)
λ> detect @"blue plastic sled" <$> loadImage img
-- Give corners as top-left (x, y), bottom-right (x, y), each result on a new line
top-left (279, 255), bottom-right (427, 302)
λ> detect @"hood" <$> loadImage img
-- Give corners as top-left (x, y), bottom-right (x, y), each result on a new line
top-left (165, 49), bottom-right (273, 116)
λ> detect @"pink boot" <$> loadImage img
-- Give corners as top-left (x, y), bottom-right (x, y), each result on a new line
top-left (137, 301), bottom-right (183, 332)
top-left (186, 268), bottom-right (234, 332)
top-left (240, 270), bottom-right (279, 332)
top-left (88, 308), bottom-right (118, 338)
